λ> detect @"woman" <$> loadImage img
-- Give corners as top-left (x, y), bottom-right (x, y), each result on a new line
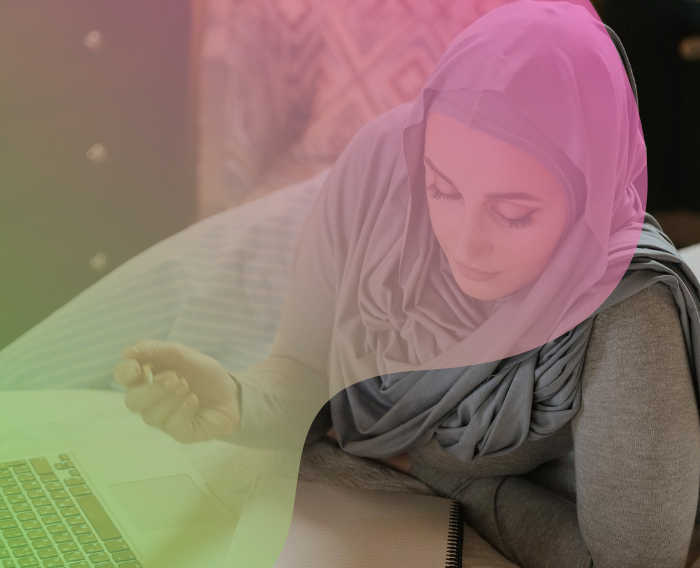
top-left (114, 1), bottom-right (700, 566)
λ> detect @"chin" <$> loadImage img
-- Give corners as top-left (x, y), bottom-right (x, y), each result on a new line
top-left (455, 280), bottom-right (504, 301)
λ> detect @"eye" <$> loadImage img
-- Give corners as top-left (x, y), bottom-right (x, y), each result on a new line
top-left (427, 182), bottom-right (461, 203)
top-left (495, 210), bottom-right (535, 229)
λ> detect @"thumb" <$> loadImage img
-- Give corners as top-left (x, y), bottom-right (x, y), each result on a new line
top-left (121, 339), bottom-right (185, 368)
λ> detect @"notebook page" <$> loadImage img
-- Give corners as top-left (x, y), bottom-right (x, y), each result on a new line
top-left (274, 479), bottom-right (453, 568)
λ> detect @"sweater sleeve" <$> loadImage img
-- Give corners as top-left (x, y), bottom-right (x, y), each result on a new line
top-left (219, 112), bottom-right (389, 451)
top-left (220, 148), bottom-right (352, 451)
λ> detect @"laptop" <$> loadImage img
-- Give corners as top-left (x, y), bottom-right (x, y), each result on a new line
top-left (0, 392), bottom-right (239, 568)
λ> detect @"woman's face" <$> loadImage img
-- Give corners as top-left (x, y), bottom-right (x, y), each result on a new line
top-left (424, 112), bottom-right (569, 301)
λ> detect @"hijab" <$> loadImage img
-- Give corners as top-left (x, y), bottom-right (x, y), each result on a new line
top-left (291, 0), bottom-right (700, 461)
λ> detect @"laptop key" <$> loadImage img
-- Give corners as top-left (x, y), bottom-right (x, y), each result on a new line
top-left (115, 562), bottom-right (141, 568)
top-left (68, 563), bottom-right (89, 568)
top-left (11, 506), bottom-right (29, 514)
top-left (10, 547), bottom-right (32, 557)
top-left (80, 544), bottom-right (102, 554)
top-left (7, 539), bottom-right (28, 549)
top-left (67, 472), bottom-right (79, 479)
top-left (48, 493), bottom-right (68, 501)
top-left (2, 559), bottom-right (14, 568)
top-left (16, 514), bottom-right (36, 523)
top-left (21, 523), bottom-right (41, 532)
top-left (39, 517), bottom-right (60, 526)
top-left (41, 559), bottom-right (63, 568)
top-left (61, 481), bottom-right (82, 488)
top-left (69, 527), bottom-right (89, 536)
top-left (36, 548), bottom-right (57, 559)
top-left (52, 501), bottom-right (72, 510)
top-left (87, 553), bottom-right (109, 564)
top-left (0, 520), bottom-right (18, 531)
top-left (18, 557), bottom-right (39, 567)
top-left (28, 539), bottom-right (51, 550)
top-left (75, 535), bottom-right (95, 546)
top-left (26, 492), bottom-right (44, 501)
top-left (28, 461), bottom-right (51, 477)
top-left (102, 541), bottom-right (127, 554)
top-left (0, 471), bottom-right (11, 479)
top-left (56, 544), bottom-right (77, 554)
top-left (35, 508), bottom-right (56, 517)
top-left (38, 477), bottom-right (57, 485)
top-left (7, 498), bottom-right (26, 505)
top-left (111, 550), bottom-right (135, 562)
top-left (64, 519), bottom-right (83, 528)
top-left (16, 476), bottom-right (35, 484)
top-left (25, 531), bottom-right (46, 540)
top-left (3, 529), bottom-right (22, 538)
top-left (59, 510), bottom-right (78, 519)
top-left (0, 550), bottom-right (8, 559)
top-left (0, 522), bottom-right (17, 530)
top-left (57, 456), bottom-right (69, 463)
top-left (21, 484), bottom-right (39, 492)
top-left (62, 552), bottom-right (83, 563)
top-left (0, 480), bottom-right (16, 489)
top-left (43, 486), bottom-right (61, 494)
top-left (51, 535), bottom-right (72, 544)
top-left (73, 498), bottom-right (120, 541)
top-left (12, 468), bottom-right (29, 475)
top-left (45, 526), bottom-right (65, 536)
top-left (66, 489), bottom-right (88, 499)
top-left (30, 500), bottom-right (49, 509)
top-left (0, 513), bottom-right (12, 521)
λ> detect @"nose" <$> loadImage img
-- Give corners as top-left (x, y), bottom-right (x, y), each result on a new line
top-left (457, 208), bottom-right (493, 261)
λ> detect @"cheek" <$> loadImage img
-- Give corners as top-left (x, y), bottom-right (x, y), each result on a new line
top-left (507, 220), bottom-right (565, 271)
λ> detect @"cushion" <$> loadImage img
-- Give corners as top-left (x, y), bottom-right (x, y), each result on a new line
top-left (0, 168), bottom-right (330, 390)
top-left (290, 0), bottom-right (519, 163)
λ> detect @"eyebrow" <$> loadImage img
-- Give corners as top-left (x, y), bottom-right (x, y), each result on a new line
top-left (423, 156), bottom-right (544, 203)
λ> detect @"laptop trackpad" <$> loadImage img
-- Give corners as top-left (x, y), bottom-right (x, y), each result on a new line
top-left (109, 474), bottom-right (223, 532)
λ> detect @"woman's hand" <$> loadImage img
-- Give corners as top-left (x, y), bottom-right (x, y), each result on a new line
top-left (326, 428), bottom-right (414, 474)
top-left (113, 339), bottom-right (241, 444)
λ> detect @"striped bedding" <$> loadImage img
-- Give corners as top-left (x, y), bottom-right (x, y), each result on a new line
top-left (2, 165), bottom-right (700, 393)
top-left (0, 168), bottom-right (330, 391)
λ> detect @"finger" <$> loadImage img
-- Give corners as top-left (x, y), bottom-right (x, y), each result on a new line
top-left (140, 377), bottom-right (191, 430)
top-left (124, 371), bottom-right (180, 414)
top-left (121, 339), bottom-right (187, 368)
top-left (162, 394), bottom-right (200, 444)
top-left (114, 359), bottom-right (144, 388)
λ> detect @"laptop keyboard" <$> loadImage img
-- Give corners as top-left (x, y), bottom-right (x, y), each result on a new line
top-left (0, 453), bottom-right (143, 568)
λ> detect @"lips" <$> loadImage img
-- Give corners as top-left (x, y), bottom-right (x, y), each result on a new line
top-left (455, 261), bottom-right (501, 282)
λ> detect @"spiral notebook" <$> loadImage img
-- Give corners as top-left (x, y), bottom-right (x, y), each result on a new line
top-left (226, 474), bottom-right (463, 568)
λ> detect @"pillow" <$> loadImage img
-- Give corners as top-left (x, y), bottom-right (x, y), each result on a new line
top-left (290, 0), bottom-right (518, 164)
top-left (0, 168), bottom-right (331, 391)
top-left (198, 0), bottom-right (326, 214)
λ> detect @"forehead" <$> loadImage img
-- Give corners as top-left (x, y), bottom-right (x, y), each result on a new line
top-left (424, 112), bottom-right (563, 194)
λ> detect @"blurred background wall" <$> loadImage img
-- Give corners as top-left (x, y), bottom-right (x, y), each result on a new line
top-left (1, 0), bottom-right (698, 351)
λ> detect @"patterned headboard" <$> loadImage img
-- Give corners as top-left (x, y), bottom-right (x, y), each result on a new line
top-left (199, 0), bottom-right (601, 216)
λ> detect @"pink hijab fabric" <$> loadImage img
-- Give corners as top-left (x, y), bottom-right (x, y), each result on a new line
top-left (275, 1), bottom-right (697, 460)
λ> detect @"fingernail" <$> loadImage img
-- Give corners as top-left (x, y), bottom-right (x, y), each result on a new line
top-left (164, 376), bottom-right (178, 389)
top-left (130, 361), bottom-right (141, 375)
top-left (185, 395), bottom-right (198, 409)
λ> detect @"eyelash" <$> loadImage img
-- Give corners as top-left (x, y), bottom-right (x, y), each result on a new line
top-left (426, 183), bottom-right (535, 229)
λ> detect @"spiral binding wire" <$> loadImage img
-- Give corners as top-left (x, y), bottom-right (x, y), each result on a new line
top-left (445, 501), bottom-right (464, 568)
